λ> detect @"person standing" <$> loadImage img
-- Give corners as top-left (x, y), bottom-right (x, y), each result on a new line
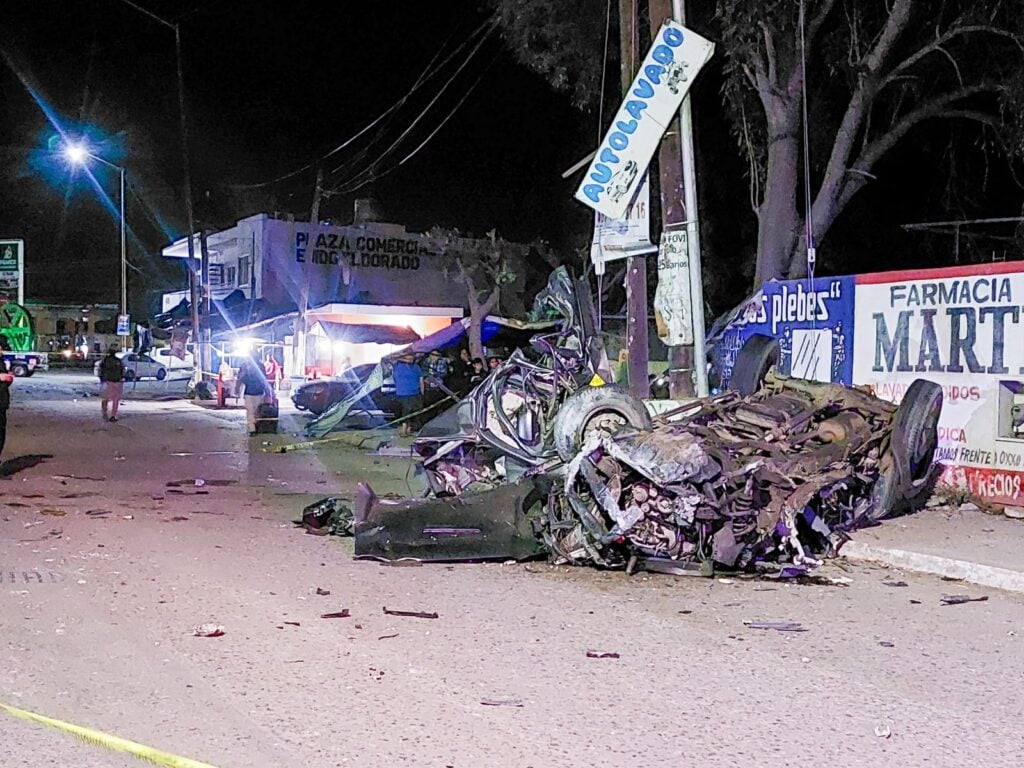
top-left (422, 349), bottom-right (449, 409)
top-left (98, 345), bottom-right (125, 422)
top-left (0, 368), bottom-right (12, 458)
top-left (238, 356), bottom-right (268, 435)
top-left (391, 353), bottom-right (423, 437)
top-left (468, 357), bottom-right (486, 387)
top-left (264, 352), bottom-right (282, 391)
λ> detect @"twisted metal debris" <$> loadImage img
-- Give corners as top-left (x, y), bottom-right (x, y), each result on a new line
top-left (541, 372), bottom-right (931, 574)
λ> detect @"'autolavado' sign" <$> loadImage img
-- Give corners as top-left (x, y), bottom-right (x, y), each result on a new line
top-left (575, 21), bottom-right (714, 219)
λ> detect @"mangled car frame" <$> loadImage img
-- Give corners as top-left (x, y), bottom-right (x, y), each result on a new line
top-left (353, 271), bottom-right (942, 575)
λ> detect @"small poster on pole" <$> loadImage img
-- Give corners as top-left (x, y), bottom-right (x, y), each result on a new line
top-left (654, 230), bottom-right (694, 345)
top-left (116, 314), bottom-right (131, 336)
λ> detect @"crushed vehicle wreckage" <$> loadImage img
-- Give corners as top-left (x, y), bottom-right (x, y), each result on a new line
top-left (308, 270), bottom-right (943, 576)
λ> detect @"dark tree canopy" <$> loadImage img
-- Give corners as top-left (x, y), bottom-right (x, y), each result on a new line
top-left (484, 0), bottom-right (612, 109)
top-left (489, 0), bottom-right (1024, 288)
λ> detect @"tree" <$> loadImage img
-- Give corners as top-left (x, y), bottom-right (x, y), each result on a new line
top-left (489, 0), bottom-right (1024, 286)
top-left (429, 228), bottom-right (518, 359)
top-left (719, 0), bottom-right (1024, 283)
top-left (484, 0), bottom-right (613, 109)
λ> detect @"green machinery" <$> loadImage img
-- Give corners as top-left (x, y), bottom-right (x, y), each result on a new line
top-left (0, 302), bottom-right (35, 352)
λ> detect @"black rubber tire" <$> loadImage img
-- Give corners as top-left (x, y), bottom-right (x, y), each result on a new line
top-left (869, 379), bottom-right (943, 521)
top-left (123, 369), bottom-right (135, 382)
top-left (552, 385), bottom-right (652, 461)
top-left (730, 334), bottom-right (779, 396)
top-left (11, 364), bottom-right (28, 377)
top-left (156, 368), bottom-right (167, 381)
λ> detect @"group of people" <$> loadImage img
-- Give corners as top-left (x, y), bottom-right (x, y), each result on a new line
top-left (389, 347), bottom-right (503, 436)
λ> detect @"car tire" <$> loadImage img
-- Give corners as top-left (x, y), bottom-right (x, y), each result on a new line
top-left (156, 368), bottom-right (167, 381)
top-left (124, 370), bottom-right (135, 382)
top-left (552, 385), bottom-right (652, 462)
top-left (11, 364), bottom-right (28, 377)
top-left (730, 334), bottom-right (779, 396)
top-left (868, 379), bottom-right (943, 521)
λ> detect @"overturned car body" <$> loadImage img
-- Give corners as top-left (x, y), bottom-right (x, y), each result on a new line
top-left (541, 373), bottom-right (940, 573)
top-left (357, 367), bottom-right (942, 573)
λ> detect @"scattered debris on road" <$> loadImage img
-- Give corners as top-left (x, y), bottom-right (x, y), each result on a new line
top-left (585, 650), bottom-right (620, 659)
top-left (382, 607), bottom-right (438, 619)
top-left (940, 594), bottom-right (989, 606)
top-left (192, 623), bottom-right (225, 637)
top-left (480, 699), bottom-right (524, 707)
top-left (315, 587), bottom-right (331, 596)
top-left (882, 580), bottom-right (909, 587)
top-left (320, 610), bottom-right (351, 619)
top-left (874, 724), bottom-right (892, 739)
top-left (743, 620), bottom-right (807, 632)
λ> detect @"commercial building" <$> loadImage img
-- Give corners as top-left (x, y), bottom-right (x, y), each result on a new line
top-left (161, 202), bottom-right (528, 378)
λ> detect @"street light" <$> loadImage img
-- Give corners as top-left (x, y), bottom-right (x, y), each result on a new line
top-left (64, 142), bottom-right (128, 348)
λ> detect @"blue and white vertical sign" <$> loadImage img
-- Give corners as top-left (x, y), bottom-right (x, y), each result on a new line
top-left (575, 21), bottom-right (715, 219)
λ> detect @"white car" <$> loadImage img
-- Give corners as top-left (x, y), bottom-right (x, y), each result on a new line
top-left (94, 351), bottom-right (168, 381)
top-left (154, 347), bottom-right (195, 371)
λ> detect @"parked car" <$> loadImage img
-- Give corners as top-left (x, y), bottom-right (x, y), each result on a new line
top-left (292, 364), bottom-right (399, 416)
top-left (153, 347), bottom-right (195, 372)
top-left (93, 351), bottom-right (168, 381)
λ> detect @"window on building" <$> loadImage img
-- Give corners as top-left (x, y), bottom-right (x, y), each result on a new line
top-left (208, 264), bottom-right (225, 286)
top-left (238, 255), bottom-right (251, 287)
top-left (226, 266), bottom-right (236, 286)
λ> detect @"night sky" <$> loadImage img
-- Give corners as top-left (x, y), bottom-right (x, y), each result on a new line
top-left (2, 1), bottom-right (1022, 317)
top-left (1, 0), bottom-right (594, 310)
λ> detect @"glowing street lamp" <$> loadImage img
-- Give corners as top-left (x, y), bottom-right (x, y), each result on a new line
top-left (64, 142), bottom-right (128, 345)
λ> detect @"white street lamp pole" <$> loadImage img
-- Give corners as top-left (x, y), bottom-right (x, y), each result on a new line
top-left (64, 145), bottom-right (128, 349)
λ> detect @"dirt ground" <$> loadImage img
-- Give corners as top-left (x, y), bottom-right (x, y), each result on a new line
top-left (2, 373), bottom-right (1023, 767)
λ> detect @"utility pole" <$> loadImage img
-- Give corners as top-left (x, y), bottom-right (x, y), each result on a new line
top-left (619, 0), bottom-right (650, 399)
top-left (648, 0), bottom-right (709, 398)
top-left (296, 167), bottom-right (325, 380)
top-left (175, 24), bottom-right (203, 385)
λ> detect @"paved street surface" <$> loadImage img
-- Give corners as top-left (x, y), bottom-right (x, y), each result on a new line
top-left (2, 372), bottom-right (1023, 767)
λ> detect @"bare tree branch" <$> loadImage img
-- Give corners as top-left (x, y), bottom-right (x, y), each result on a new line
top-left (856, 90), bottom-right (1004, 172)
top-left (806, 0), bottom-right (841, 46)
top-left (882, 24), bottom-right (1024, 89)
top-left (760, 22), bottom-right (778, 88)
top-left (809, 0), bottom-right (916, 236)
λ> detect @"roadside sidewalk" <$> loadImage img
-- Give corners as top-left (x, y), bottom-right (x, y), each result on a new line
top-left (844, 505), bottom-right (1024, 593)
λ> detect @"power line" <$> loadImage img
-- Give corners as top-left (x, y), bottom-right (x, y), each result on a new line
top-left (328, 56), bottom-right (498, 197)
top-left (324, 25), bottom-right (498, 196)
top-left (228, 15), bottom-right (497, 190)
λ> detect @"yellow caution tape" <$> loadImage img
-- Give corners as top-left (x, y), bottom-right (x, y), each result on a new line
top-left (0, 700), bottom-right (218, 768)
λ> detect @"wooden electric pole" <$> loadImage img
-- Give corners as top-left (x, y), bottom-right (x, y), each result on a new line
top-left (619, 0), bottom-right (650, 399)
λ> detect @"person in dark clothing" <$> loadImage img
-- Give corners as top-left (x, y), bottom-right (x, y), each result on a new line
top-left (98, 345), bottom-right (125, 422)
top-left (0, 368), bottom-right (12, 458)
top-left (237, 356), bottom-right (269, 435)
top-left (468, 357), bottom-right (486, 387)
top-left (450, 348), bottom-right (473, 395)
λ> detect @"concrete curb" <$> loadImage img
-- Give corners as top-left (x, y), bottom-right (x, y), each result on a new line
top-left (842, 541), bottom-right (1024, 594)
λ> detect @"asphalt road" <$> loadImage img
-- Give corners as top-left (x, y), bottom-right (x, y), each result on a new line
top-left (2, 372), bottom-right (1023, 767)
